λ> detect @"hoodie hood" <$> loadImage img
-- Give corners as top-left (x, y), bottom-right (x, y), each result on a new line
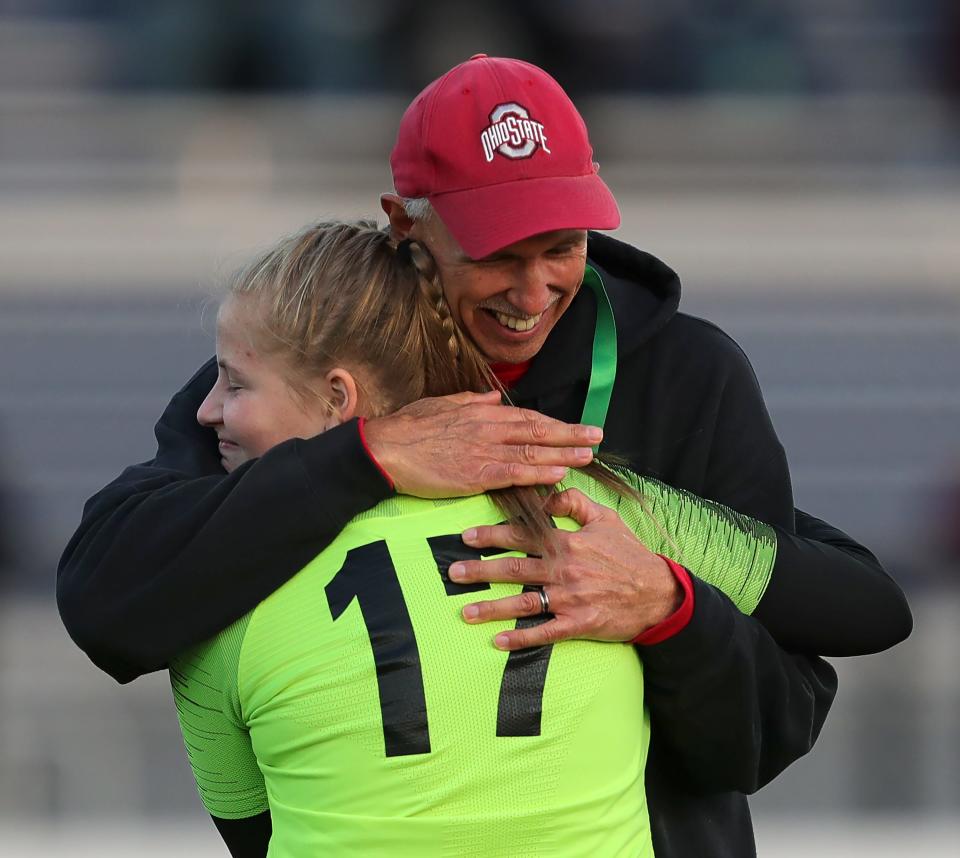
top-left (510, 232), bottom-right (681, 402)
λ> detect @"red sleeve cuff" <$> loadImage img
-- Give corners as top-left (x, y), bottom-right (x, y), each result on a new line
top-left (631, 556), bottom-right (695, 646)
top-left (357, 416), bottom-right (395, 491)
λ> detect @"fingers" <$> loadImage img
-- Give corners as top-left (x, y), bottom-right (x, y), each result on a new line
top-left (508, 443), bottom-right (596, 467)
top-left (462, 523), bottom-right (542, 555)
top-left (437, 399), bottom-right (600, 447)
top-left (544, 488), bottom-right (607, 526)
top-left (476, 462), bottom-right (570, 489)
top-left (499, 410), bottom-right (603, 449)
top-left (449, 553), bottom-right (545, 584)
top-left (493, 619), bottom-right (573, 651)
top-left (461, 589), bottom-right (547, 624)
top-left (459, 588), bottom-right (574, 650)
top-left (368, 393), bottom-right (603, 497)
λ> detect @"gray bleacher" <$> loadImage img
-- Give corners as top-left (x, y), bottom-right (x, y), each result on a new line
top-left (0, 293), bottom-right (214, 591)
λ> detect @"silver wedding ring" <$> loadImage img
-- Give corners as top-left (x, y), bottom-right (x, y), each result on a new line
top-left (537, 587), bottom-right (551, 615)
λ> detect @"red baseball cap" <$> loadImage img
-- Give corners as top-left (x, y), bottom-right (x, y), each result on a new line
top-left (390, 54), bottom-right (620, 259)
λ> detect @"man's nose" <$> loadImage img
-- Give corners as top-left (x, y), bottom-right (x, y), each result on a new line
top-left (508, 262), bottom-right (555, 315)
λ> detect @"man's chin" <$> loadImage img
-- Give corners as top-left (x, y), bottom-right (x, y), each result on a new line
top-left (483, 343), bottom-right (543, 365)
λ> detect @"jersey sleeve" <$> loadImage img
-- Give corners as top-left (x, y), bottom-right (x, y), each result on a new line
top-left (169, 613), bottom-right (267, 820)
top-left (611, 468), bottom-right (777, 616)
top-left (606, 467), bottom-right (911, 654)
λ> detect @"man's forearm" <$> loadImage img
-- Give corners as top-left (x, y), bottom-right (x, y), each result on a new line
top-left (756, 511), bottom-right (913, 655)
top-left (57, 422), bottom-right (391, 682)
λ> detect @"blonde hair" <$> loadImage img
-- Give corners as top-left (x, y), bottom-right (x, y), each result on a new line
top-left (228, 220), bottom-right (645, 546)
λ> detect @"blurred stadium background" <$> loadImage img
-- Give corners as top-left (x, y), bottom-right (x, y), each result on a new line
top-left (1, 1), bottom-right (958, 855)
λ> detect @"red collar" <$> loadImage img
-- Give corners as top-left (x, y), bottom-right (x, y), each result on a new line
top-left (490, 360), bottom-right (532, 389)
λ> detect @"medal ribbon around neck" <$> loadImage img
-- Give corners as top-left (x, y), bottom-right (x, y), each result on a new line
top-left (579, 264), bottom-right (617, 451)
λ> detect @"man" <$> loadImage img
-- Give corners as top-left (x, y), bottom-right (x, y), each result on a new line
top-left (58, 56), bottom-right (908, 856)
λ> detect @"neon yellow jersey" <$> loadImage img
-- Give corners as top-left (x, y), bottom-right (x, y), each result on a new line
top-left (170, 469), bottom-right (776, 857)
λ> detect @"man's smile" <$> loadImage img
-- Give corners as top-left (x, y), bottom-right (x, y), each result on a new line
top-left (484, 307), bottom-right (545, 332)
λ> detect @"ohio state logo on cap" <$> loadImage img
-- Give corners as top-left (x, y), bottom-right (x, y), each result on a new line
top-left (480, 102), bottom-right (551, 163)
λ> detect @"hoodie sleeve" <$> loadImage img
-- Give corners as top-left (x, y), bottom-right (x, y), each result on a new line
top-left (759, 511), bottom-right (913, 655)
top-left (636, 575), bottom-right (838, 794)
top-left (56, 358), bottom-right (393, 684)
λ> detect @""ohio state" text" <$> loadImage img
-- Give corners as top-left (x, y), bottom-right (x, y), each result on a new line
top-left (481, 109), bottom-right (551, 162)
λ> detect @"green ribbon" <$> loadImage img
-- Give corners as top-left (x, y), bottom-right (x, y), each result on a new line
top-left (579, 264), bottom-right (617, 450)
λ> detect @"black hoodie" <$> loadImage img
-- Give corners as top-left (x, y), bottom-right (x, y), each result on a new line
top-left (507, 233), bottom-right (911, 857)
top-left (57, 234), bottom-right (910, 858)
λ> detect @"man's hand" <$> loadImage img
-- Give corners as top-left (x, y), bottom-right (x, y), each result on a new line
top-left (447, 488), bottom-right (684, 650)
top-left (362, 391), bottom-right (602, 498)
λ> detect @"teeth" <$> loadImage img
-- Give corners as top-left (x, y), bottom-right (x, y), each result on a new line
top-left (493, 310), bottom-right (542, 332)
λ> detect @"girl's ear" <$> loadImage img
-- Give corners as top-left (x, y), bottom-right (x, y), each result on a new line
top-left (324, 367), bottom-right (359, 425)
